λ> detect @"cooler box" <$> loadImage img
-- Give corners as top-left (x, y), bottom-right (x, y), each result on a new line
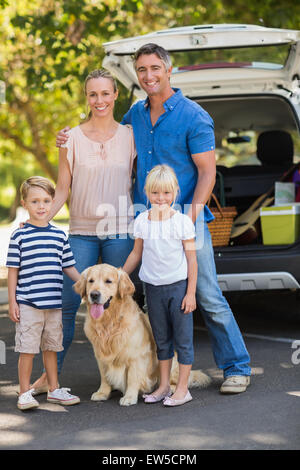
top-left (260, 204), bottom-right (300, 245)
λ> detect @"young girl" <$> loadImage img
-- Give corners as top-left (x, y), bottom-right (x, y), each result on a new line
top-left (123, 164), bottom-right (197, 407)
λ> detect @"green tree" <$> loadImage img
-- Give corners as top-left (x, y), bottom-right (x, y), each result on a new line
top-left (0, 0), bottom-right (299, 221)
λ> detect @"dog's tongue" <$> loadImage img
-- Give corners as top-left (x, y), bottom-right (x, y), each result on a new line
top-left (90, 304), bottom-right (104, 319)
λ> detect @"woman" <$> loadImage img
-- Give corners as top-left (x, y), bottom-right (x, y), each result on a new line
top-left (32, 69), bottom-right (137, 392)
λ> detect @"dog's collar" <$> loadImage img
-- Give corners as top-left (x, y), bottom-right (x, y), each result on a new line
top-left (103, 296), bottom-right (112, 310)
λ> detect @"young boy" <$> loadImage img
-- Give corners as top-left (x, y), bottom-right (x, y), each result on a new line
top-left (6, 176), bottom-right (81, 410)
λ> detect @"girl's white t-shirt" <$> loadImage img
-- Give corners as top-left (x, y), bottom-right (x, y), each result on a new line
top-left (133, 210), bottom-right (196, 286)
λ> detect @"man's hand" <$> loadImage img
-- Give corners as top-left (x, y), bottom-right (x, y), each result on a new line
top-left (56, 126), bottom-right (71, 147)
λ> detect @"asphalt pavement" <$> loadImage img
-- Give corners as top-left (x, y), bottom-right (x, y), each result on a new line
top-left (0, 286), bottom-right (300, 452)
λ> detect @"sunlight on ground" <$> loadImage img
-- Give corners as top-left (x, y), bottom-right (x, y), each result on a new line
top-left (38, 403), bottom-right (69, 412)
top-left (0, 312), bottom-right (9, 318)
top-left (0, 413), bottom-right (32, 447)
top-left (0, 383), bottom-right (19, 397)
top-left (0, 430), bottom-right (33, 446)
top-left (280, 362), bottom-right (294, 369)
top-left (0, 393), bottom-right (69, 447)
top-left (0, 413), bottom-right (27, 429)
top-left (286, 391), bottom-right (300, 397)
top-left (246, 433), bottom-right (287, 445)
top-left (206, 366), bottom-right (264, 379)
top-left (68, 427), bottom-right (224, 450)
top-left (249, 367), bottom-right (264, 375)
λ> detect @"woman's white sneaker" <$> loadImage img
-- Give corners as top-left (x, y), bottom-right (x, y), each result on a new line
top-left (47, 388), bottom-right (80, 406)
top-left (17, 389), bottom-right (39, 410)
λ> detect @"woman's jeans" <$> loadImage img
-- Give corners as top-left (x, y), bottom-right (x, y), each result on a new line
top-left (195, 223), bottom-right (251, 378)
top-left (57, 234), bottom-right (134, 374)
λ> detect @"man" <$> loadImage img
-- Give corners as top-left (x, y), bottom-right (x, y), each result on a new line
top-left (57, 43), bottom-right (251, 393)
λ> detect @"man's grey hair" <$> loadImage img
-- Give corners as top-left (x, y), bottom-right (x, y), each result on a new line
top-left (133, 43), bottom-right (172, 70)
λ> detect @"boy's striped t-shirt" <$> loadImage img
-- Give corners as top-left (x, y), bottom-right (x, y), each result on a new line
top-left (6, 223), bottom-right (75, 309)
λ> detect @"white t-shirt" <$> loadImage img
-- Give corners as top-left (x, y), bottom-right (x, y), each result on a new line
top-left (133, 210), bottom-right (196, 286)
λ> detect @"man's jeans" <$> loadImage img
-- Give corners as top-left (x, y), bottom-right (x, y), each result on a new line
top-left (195, 222), bottom-right (251, 378)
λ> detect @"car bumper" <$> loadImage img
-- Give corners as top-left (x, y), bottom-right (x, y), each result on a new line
top-left (215, 243), bottom-right (300, 291)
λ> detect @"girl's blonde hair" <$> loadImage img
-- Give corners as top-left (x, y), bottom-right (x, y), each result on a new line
top-left (145, 164), bottom-right (179, 204)
top-left (20, 176), bottom-right (55, 200)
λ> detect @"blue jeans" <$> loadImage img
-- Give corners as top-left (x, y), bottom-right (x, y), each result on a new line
top-left (57, 234), bottom-right (134, 374)
top-left (195, 223), bottom-right (251, 378)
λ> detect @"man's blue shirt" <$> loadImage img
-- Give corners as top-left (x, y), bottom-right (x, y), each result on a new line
top-left (122, 88), bottom-right (215, 222)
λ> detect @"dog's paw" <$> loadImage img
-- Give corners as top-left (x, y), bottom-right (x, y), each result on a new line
top-left (119, 395), bottom-right (138, 406)
top-left (91, 391), bottom-right (110, 401)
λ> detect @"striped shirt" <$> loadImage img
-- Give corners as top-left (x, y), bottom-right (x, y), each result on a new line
top-left (6, 223), bottom-right (75, 310)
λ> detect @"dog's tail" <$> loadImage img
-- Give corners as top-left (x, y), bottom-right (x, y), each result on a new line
top-left (170, 355), bottom-right (211, 389)
top-left (188, 369), bottom-right (211, 389)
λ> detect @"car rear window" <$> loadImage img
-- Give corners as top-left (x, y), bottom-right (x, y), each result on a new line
top-left (171, 44), bottom-right (290, 73)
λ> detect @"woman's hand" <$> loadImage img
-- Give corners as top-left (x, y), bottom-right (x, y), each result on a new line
top-left (19, 220), bottom-right (29, 229)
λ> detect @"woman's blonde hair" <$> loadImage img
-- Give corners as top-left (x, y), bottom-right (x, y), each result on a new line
top-left (145, 164), bottom-right (179, 204)
top-left (84, 68), bottom-right (118, 95)
top-left (20, 176), bottom-right (55, 200)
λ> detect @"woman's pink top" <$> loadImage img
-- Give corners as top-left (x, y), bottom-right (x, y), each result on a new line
top-left (62, 124), bottom-right (136, 236)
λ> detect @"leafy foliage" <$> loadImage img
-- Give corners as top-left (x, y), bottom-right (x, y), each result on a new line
top-left (0, 0), bottom-right (299, 220)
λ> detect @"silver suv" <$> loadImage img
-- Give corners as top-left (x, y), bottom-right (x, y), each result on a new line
top-left (103, 24), bottom-right (300, 292)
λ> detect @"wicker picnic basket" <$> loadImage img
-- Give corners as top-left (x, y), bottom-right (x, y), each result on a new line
top-left (208, 193), bottom-right (237, 247)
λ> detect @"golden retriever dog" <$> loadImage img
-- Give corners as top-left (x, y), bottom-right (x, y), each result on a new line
top-left (74, 264), bottom-right (211, 406)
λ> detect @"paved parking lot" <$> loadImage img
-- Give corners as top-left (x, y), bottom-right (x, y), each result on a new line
top-left (0, 289), bottom-right (300, 452)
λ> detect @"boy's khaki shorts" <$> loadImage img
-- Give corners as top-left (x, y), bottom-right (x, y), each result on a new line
top-left (15, 304), bottom-right (64, 354)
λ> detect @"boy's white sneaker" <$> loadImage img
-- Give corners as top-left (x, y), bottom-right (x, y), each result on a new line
top-left (47, 388), bottom-right (80, 406)
top-left (18, 389), bottom-right (39, 410)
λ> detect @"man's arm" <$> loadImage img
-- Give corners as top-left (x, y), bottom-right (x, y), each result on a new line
top-left (187, 149), bottom-right (216, 223)
top-left (55, 107), bottom-right (132, 147)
